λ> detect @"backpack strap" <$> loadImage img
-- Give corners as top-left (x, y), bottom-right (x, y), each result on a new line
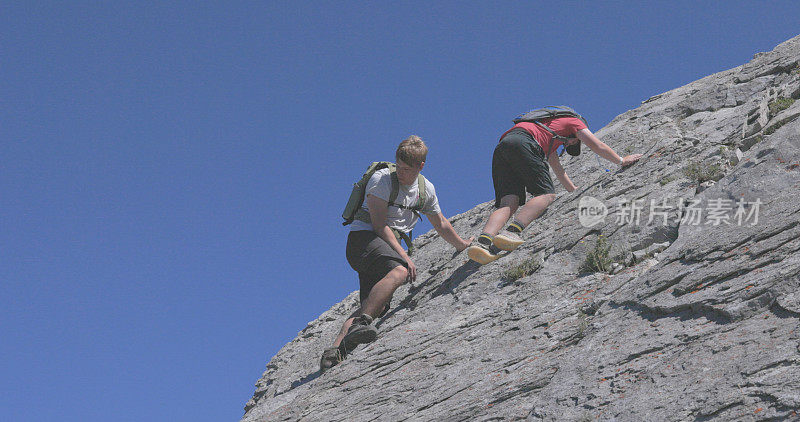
top-left (392, 228), bottom-right (416, 256)
top-left (415, 174), bottom-right (426, 212)
top-left (388, 170), bottom-right (401, 207)
top-left (387, 170), bottom-right (425, 255)
top-left (533, 120), bottom-right (571, 158)
top-left (387, 170), bottom-right (426, 214)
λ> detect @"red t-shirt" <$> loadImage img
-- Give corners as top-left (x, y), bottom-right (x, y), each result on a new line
top-left (500, 117), bottom-right (588, 156)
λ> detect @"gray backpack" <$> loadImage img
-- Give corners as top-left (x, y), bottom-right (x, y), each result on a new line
top-left (513, 105), bottom-right (587, 126)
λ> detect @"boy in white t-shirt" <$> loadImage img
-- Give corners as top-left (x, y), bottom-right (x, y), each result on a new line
top-left (321, 136), bottom-right (472, 372)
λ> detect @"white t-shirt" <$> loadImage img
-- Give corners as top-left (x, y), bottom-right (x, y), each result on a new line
top-left (350, 168), bottom-right (441, 233)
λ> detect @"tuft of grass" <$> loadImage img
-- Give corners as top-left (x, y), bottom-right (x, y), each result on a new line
top-left (683, 161), bottom-right (725, 183)
top-left (768, 97), bottom-right (795, 119)
top-left (580, 235), bottom-right (614, 274)
top-left (503, 258), bottom-right (541, 282)
top-left (659, 174), bottom-right (678, 186)
top-left (765, 116), bottom-right (793, 135)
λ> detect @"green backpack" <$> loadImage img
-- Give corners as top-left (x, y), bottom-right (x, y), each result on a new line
top-left (342, 161), bottom-right (427, 255)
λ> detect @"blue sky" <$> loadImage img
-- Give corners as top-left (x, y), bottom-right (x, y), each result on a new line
top-left (2, 1), bottom-right (798, 421)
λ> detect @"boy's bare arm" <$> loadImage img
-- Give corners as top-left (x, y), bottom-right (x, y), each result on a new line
top-left (577, 129), bottom-right (643, 166)
top-left (548, 152), bottom-right (577, 192)
top-left (426, 212), bottom-right (472, 251)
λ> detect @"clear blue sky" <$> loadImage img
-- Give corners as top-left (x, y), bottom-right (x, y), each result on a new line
top-left (2, 2), bottom-right (797, 421)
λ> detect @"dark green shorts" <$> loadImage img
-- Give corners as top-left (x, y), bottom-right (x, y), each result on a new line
top-left (492, 128), bottom-right (555, 207)
top-left (346, 230), bottom-right (407, 317)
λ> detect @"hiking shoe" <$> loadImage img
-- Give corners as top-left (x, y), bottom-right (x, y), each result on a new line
top-left (467, 242), bottom-right (502, 265)
top-left (320, 346), bottom-right (344, 372)
top-left (342, 314), bottom-right (377, 346)
top-left (493, 230), bottom-right (524, 251)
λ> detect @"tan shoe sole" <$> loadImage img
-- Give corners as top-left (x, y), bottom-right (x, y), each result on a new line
top-left (467, 245), bottom-right (501, 265)
top-left (493, 233), bottom-right (524, 252)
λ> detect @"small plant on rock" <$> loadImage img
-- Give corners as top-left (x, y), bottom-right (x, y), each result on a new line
top-left (768, 97), bottom-right (795, 119)
top-left (581, 235), bottom-right (614, 274)
top-left (659, 174), bottom-right (678, 186)
top-left (683, 161), bottom-right (725, 183)
top-left (503, 258), bottom-right (541, 282)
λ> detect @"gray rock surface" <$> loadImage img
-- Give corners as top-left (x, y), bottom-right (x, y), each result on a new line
top-left (243, 35), bottom-right (800, 421)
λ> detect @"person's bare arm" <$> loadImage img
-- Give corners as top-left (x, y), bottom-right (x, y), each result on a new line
top-left (366, 194), bottom-right (416, 282)
top-left (426, 212), bottom-right (473, 251)
top-left (548, 152), bottom-right (577, 192)
top-left (576, 128), bottom-right (642, 167)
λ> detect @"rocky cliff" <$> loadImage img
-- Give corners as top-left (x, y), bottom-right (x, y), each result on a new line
top-left (243, 35), bottom-right (800, 421)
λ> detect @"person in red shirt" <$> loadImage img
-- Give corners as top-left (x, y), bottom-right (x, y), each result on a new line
top-left (467, 114), bottom-right (643, 264)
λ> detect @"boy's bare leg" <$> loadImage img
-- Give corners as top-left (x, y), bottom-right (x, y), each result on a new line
top-left (331, 264), bottom-right (408, 347)
top-left (488, 194), bottom-right (555, 253)
top-left (515, 194), bottom-right (556, 227)
top-left (360, 265), bottom-right (408, 317)
top-left (482, 195), bottom-right (520, 236)
top-left (332, 314), bottom-right (358, 348)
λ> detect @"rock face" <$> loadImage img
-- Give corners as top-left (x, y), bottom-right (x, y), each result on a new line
top-left (243, 36), bottom-right (800, 421)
